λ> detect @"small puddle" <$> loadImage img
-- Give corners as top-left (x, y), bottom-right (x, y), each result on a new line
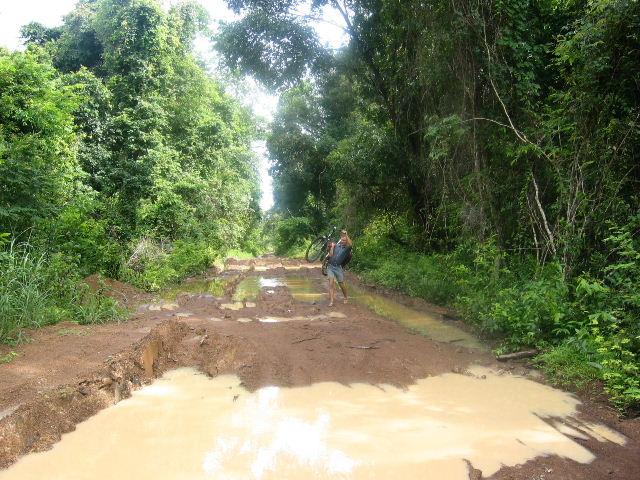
top-left (143, 302), bottom-right (179, 312)
top-left (161, 277), bottom-right (234, 301)
top-left (233, 276), bottom-right (326, 303)
top-left (258, 312), bottom-right (346, 323)
top-left (285, 276), bottom-right (326, 303)
top-left (349, 286), bottom-right (485, 350)
top-left (1, 367), bottom-right (625, 480)
top-left (220, 302), bottom-right (245, 311)
top-left (233, 277), bottom-right (289, 301)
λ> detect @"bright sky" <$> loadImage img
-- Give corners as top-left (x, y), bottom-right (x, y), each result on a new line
top-left (0, 0), bottom-right (348, 211)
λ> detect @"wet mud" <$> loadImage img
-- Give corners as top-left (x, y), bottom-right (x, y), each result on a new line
top-left (0, 256), bottom-right (638, 479)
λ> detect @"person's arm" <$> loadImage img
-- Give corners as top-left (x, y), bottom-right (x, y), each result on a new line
top-left (344, 234), bottom-right (353, 247)
top-left (326, 242), bottom-right (335, 258)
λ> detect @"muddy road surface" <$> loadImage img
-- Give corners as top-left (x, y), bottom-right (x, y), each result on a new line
top-left (1, 257), bottom-right (638, 479)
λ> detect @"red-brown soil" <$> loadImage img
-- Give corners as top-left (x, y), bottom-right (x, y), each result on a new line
top-left (0, 257), bottom-right (638, 478)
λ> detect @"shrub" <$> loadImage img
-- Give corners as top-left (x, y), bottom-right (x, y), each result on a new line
top-left (535, 343), bottom-right (601, 390)
top-left (121, 239), bottom-right (218, 291)
top-left (0, 245), bottom-right (64, 343)
top-left (570, 218), bottom-right (640, 411)
top-left (274, 216), bottom-right (312, 256)
top-left (480, 264), bottom-right (570, 352)
top-left (37, 194), bottom-right (123, 277)
top-left (350, 214), bottom-right (640, 412)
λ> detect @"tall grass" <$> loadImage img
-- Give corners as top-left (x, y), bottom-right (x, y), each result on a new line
top-left (0, 243), bottom-right (60, 343)
top-left (0, 242), bottom-right (123, 344)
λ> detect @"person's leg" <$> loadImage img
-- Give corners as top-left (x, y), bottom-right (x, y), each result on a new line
top-left (338, 281), bottom-right (348, 303)
top-left (328, 276), bottom-right (335, 307)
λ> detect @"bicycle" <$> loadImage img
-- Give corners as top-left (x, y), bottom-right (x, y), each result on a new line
top-left (305, 226), bottom-right (337, 263)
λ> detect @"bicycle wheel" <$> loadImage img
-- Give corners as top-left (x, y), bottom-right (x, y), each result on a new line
top-left (305, 237), bottom-right (326, 262)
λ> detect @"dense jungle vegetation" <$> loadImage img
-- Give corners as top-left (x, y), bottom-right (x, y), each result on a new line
top-left (215, 0), bottom-right (639, 411)
top-left (1, 0), bottom-right (638, 413)
top-left (1, 0), bottom-right (263, 344)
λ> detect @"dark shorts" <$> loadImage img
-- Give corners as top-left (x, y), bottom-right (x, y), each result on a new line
top-left (327, 263), bottom-right (345, 283)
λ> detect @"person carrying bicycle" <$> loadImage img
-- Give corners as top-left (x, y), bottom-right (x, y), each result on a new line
top-left (326, 229), bottom-right (352, 307)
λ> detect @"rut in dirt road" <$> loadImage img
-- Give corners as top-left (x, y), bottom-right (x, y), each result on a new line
top-left (0, 257), bottom-right (638, 479)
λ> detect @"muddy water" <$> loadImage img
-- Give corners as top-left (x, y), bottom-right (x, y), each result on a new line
top-left (348, 285), bottom-right (485, 350)
top-left (160, 273), bottom-right (484, 351)
top-left (1, 368), bottom-right (626, 480)
top-left (233, 276), bottom-right (263, 301)
top-left (197, 275), bottom-right (485, 350)
top-left (161, 277), bottom-right (233, 300)
top-left (234, 276), bottom-right (483, 350)
top-left (284, 276), bottom-right (326, 303)
top-left (233, 276), bottom-right (326, 303)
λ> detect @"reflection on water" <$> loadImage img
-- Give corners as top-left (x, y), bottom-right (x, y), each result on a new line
top-left (258, 312), bottom-right (346, 323)
top-left (1, 368), bottom-right (626, 480)
top-left (231, 276), bottom-right (484, 350)
top-left (233, 277), bottom-right (289, 301)
top-left (156, 274), bottom-right (326, 305)
top-left (283, 276), bottom-right (326, 303)
top-left (349, 285), bottom-right (485, 350)
top-left (233, 276), bottom-right (326, 303)
top-left (161, 277), bottom-right (232, 301)
top-left (155, 272), bottom-right (483, 351)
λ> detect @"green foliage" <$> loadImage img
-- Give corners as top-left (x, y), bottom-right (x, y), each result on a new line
top-left (0, 351), bottom-right (19, 364)
top-left (267, 82), bottom-right (337, 228)
top-left (225, 249), bottom-right (257, 260)
top-left (570, 217), bottom-right (640, 411)
top-left (352, 216), bottom-right (458, 304)
top-left (535, 343), bottom-right (601, 391)
top-left (273, 216), bottom-right (312, 256)
top-left (72, 283), bottom-right (125, 326)
top-left (477, 264), bottom-right (569, 351)
top-left (1, 0), bottom-right (263, 342)
top-left (0, 245), bottom-right (66, 343)
top-left (351, 216), bottom-right (640, 411)
top-left (20, 22), bottom-right (62, 46)
top-left (37, 193), bottom-right (123, 276)
top-left (121, 240), bottom-right (218, 291)
top-left (217, 10), bottom-right (322, 90)
top-left (0, 49), bottom-right (80, 234)
top-left (223, 0), bottom-right (640, 412)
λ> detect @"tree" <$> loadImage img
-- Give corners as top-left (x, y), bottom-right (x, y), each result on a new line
top-left (0, 50), bottom-right (80, 234)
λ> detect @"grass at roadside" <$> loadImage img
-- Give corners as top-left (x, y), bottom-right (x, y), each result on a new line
top-left (534, 343), bottom-right (602, 391)
top-left (0, 351), bottom-right (19, 364)
top-left (0, 234), bottom-right (265, 345)
top-left (0, 243), bottom-right (125, 345)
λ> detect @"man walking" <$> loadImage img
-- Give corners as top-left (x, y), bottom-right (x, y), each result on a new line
top-left (326, 229), bottom-right (352, 307)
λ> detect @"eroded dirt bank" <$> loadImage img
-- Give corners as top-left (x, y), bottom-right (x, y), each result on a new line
top-left (0, 257), bottom-right (638, 479)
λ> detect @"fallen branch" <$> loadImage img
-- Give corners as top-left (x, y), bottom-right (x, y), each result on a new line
top-left (347, 345), bottom-right (380, 350)
top-left (496, 349), bottom-right (538, 361)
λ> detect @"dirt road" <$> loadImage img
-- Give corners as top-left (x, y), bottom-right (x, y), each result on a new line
top-left (0, 257), bottom-right (638, 478)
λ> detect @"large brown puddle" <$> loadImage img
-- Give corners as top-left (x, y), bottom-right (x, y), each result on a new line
top-left (0, 368), bottom-right (625, 480)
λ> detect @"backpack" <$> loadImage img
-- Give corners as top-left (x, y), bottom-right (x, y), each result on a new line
top-left (341, 247), bottom-right (353, 267)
